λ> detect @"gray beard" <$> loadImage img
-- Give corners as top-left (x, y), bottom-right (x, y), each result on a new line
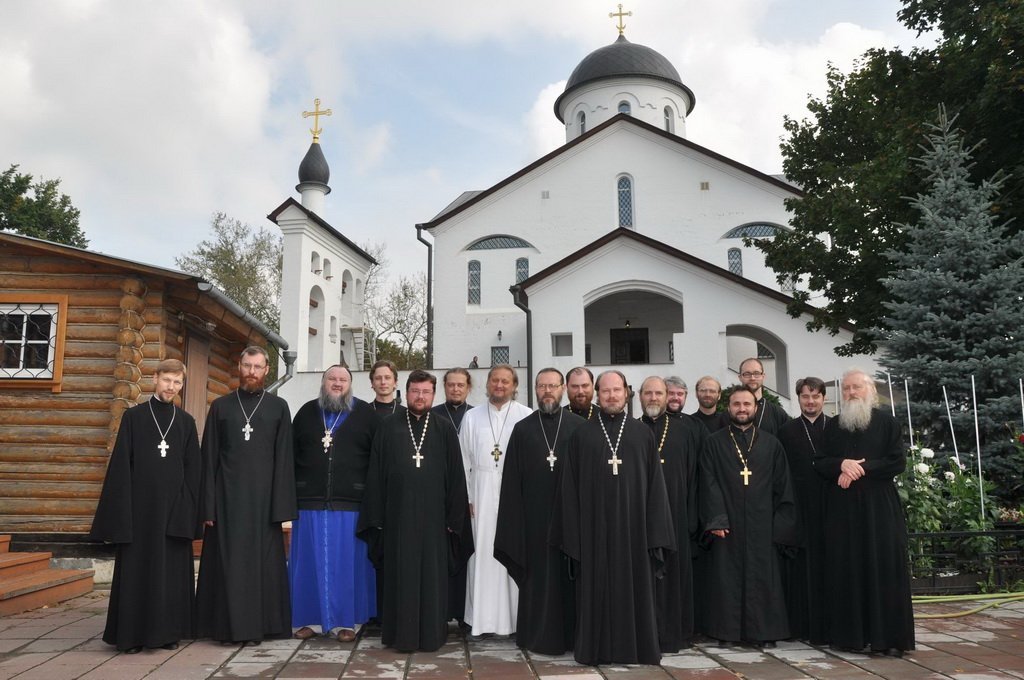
top-left (839, 398), bottom-right (874, 431)
top-left (644, 405), bottom-right (664, 419)
top-left (319, 390), bottom-right (352, 413)
top-left (538, 399), bottom-right (560, 415)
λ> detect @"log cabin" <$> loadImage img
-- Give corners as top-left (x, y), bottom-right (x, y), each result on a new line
top-left (0, 232), bottom-right (289, 553)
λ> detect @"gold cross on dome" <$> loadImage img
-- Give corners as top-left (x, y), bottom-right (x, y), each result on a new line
top-left (609, 4), bottom-right (632, 36)
top-left (302, 98), bottom-right (333, 143)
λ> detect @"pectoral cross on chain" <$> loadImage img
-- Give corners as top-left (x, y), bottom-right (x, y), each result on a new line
top-left (608, 452), bottom-right (622, 475)
top-left (158, 439), bottom-right (169, 457)
top-left (413, 450), bottom-right (424, 468)
top-left (546, 450), bottom-right (557, 471)
top-left (321, 431), bottom-right (333, 450)
top-left (242, 422), bottom-right (253, 441)
top-left (492, 445), bottom-right (502, 464)
top-left (740, 466), bottom-right (752, 486)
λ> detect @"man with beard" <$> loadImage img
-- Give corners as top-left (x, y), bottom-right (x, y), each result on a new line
top-left (289, 366), bottom-right (378, 642)
top-left (369, 360), bottom-right (404, 419)
top-left (459, 365), bottom-right (532, 638)
top-left (430, 367), bottom-right (474, 627)
top-left (90, 359), bottom-right (201, 653)
top-left (197, 346), bottom-right (296, 645)
top-left (692, 376), bottom-right (726, 432)
top-left (564, 366), bottom-right (596, 420)
top-left (494, 368), bottom-right (585, 654)
top-left (639, 376), bottom-right (704, 652)
top-left (357, 370), bottom-right (472, 652)
top-left (738, 358), bottom-right (789, 435)
top-left (431, 368), bottom-right (473, 434)
top-left (815, 370), bottom-right (914, 657)
top-left (699, 386), bottom-right (797, 648)
top-left (776, 377), bottom-right (829, 645)
top-left (551, 370), bottom-right (675, 666)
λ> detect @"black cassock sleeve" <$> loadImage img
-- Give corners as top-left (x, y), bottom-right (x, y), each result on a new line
top-left (548, 429), bottom-right (581, 565)
top-left (698, 438), bottom-right (730, 547)
top-left (89, 412), bottom-right (135, 544)
top-left (770, 440), bottom-right (799, 551)
top-left (269, 401), bottom-right (297, 524)
top-left (166, 413), bottom-right (202, 540)
top-left (199, 402), bottom-right (220, 524)
top-left (444, 424), bottom-right (473, 577)
top-left (493, 425), bottom-right (527, 585)
top-left (356, 426), bottom-right (389, 567)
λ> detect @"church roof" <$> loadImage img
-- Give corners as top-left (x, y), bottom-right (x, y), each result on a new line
top-left (554, 35), bottom-right (696, 121)
top-left (267, 197), bottom-right (378, 266)
top-left (417, 114), bottom-right (803, 231)
top-left (297, 142), bottom-right (330, 186)
top-left (509, 227), bottom-right (854, 333)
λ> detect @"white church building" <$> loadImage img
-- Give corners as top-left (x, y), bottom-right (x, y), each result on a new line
top-left (274, 29), bottom-right (877, 413)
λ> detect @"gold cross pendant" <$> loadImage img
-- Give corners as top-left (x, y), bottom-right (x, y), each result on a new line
top-left (492, 445), bottom-right (502, 464)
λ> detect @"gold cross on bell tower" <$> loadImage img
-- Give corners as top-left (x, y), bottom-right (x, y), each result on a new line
top-left (609, 4), bottom-right (632, 36)
top-left (302, 98), bottom-right (333, 144)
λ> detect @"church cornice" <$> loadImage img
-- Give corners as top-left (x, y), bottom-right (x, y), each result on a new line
top-left (267, 197), bottom-right (378, 266)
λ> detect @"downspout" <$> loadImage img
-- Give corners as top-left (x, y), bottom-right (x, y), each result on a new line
top-left (510, 284), bottom-right (533, 408)
top-left (196, 281), bottom-right (294, 393)
top-left (416, 225), bottom-right (434, 369)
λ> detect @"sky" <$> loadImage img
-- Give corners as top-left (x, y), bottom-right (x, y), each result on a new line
top-left (0, 0), bottom-right (932, 283)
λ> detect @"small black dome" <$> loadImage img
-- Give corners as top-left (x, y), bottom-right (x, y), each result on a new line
top-left (555, 35), bottom-right (695, 121)
top-left (297, 142), bottom-right (330, 186)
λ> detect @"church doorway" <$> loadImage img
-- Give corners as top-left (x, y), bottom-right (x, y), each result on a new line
top-left (610, 327), bottom-right (649, 364)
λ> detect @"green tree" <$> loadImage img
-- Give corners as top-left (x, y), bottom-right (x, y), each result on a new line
top-left (755, 0), bottom-right (1024, 355)
top-left (175, 212), bottom-right (282, 331)
top-left (0, 164), bottom-right (88, 247)
top-left (878, 111), bottom-right (1024, 505)
top-left (375, 336), bottom-right (425, 370)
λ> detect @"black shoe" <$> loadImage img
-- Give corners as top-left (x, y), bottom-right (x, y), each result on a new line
top-left (124, 646), bottom-right (143, 654)
top-left (244, 639), bottom-right (261, 647)
top-left (161, 642), bottom-right (179, 650)
top-left (883, 648), bottom-right (903, 658)
top-left (760, 641), bottom-right (777, 649)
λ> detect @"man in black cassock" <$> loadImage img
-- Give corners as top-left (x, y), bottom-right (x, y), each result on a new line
top-left (639, 376), bottom-right (704, 652)
top-left (814, 370), bottom-right (914, 657)
top-left (777, 377), bottom-right (829, 645)
top-left (369, 359), bottom-right (405, 419)
top-left (357, 370), bottom-right (472, 653)
top-left (564, 366), bottom-right (597, 420)
top-left (692, 376), bottom-right (726, 433)
top-left (550, 370), bottom-right (674, 666)
top-left (494, 368), bottom-right (584, 655)
top-left (90, 359), bottom-right (200, 653)
top-left (196, 346), bottom-right (296, 645)
top-left (430, 367), bottom-right (474, 627)
top-left (699, 385), bottom-right (797, 647)
top-left (738, 358), bottom-right (789, 435)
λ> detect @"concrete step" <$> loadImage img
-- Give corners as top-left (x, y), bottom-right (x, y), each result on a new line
top-left (0, 567), bottom-right (94, 616)
top-left (0, 551), bottom-right (51, 579)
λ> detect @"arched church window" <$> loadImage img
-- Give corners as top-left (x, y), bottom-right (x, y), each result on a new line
top-left (467, 260), bottom-right (481, 304)
top-left (663, 106), bottom-right (674, 133)
top-left (618, 101), bottom-right (631, 115)
top-left (578, 111), bottom-right (586, 135)
top-left (727, 248), bottom-right (743, 276)
top-left (515, 257), bottom-right (529, 284)
top-left (617, 176), bottom-right (634, 229)
top-left (723, 223), bottom-right (785, 239)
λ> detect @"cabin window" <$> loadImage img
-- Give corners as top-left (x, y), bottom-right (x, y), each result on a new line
top-left (0, 294), bottom-right (67, 391)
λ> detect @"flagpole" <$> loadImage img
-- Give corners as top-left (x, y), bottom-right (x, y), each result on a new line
top-left (942, 385), bottom-right (960, 467)
top-left (887, 372), bottom-right (896, 417)
top-left (904, 379), bottom-right (914, 449)
top-left (971, 375), bottom-right (985, 522)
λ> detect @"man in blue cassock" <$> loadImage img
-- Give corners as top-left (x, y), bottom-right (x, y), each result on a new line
top-left (289, 365), bottom-right (379, 642)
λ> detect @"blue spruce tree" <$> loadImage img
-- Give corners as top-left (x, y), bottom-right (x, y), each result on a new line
top-left (879, 110), bottom-right (1024, 505)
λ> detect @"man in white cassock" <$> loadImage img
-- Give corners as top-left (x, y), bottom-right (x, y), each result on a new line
top-left (459, 364), bottom-right (532, 637)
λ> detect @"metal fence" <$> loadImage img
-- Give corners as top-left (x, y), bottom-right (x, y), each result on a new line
top-left (908, 528), bottom-right (1024, 594)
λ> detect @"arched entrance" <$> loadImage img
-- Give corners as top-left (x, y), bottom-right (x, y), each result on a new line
top-left (583, 283), bottom-right (683, 365)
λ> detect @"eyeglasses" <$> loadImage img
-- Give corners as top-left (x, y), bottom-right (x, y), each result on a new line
top-left (536, 383), bottom-right (562, 391)
top-left (696, 389), bottom-right (719, 394)
top-left (407, 389), bottom-right (434, 397)
top-left (740, 371), bottom-right (764, 379)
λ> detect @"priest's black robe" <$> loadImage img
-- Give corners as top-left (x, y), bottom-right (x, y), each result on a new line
top-left (692, 410), bottom-right (726, 433)
top-left (90, 398), bottom-right (201, 651)
top-left (777, 415), bottom-right (829, 644)
top-left (564, 403), bottom-right (596, 421)
top-left (642, 412), bottom-right (704, 652)
top-left (754, 397), bottom-right (790, 436)
top-left (195, 389), bottom-right (296, 643)
top-left (815, 410), bottom-right (915, 652)
top-left (430, 400), bottom-right (473, 622)
top-left (373, 399), bottom-right (406, 420)
top-left (357, 412), bottom-right (472, 652)
top-left (494, 409), bottom-right (585, 655)
top-left (699, 425), bottom-right (797, 643)
top-left (550, 411), bottom-right (675, 666)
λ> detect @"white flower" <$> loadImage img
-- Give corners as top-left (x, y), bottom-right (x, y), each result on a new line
top-left (920, 448), bottom-right (935, 459)
top-left (915, 463), bottom-right (930, 475)
top-left (958, 462), bottom-right (967, 471)
top-left (944, 471), bottom-right (955, 482)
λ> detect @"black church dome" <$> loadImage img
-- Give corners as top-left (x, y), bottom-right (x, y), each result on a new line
top-left (554, 35), bottom-right (695, 121)
top-left (297, 142), bottom-right (330, 186)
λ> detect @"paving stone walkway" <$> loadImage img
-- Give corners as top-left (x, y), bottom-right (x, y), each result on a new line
top-left (2, 592), bottom-right (1024, 679)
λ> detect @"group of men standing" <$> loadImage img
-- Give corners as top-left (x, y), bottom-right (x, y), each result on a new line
top-left (91, 350), bottom-right (915, 665)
